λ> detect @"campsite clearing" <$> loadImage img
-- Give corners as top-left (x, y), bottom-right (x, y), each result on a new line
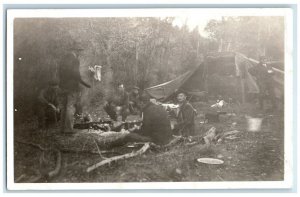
top-left (14, 100), bottom-right (284, 183)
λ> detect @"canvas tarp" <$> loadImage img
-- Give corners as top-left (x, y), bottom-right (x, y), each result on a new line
top-left (145, 52), bottom-right (263, 102)
top-left (144, 70), bottom-right (194, 101)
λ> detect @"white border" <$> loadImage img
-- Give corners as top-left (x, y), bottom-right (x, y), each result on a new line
top-left (6, 8), bottom-right (294, 190)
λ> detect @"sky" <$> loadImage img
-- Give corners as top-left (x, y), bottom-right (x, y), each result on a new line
top-left (172, 16), bottom-right (222, 37)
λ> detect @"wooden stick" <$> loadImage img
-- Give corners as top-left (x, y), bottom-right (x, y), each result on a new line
top-left (27, 174), bottom-right (42, 183)
top-left (164, 136), bottom-right (183, 148)
top-left (48, 150), bottom-right (62, 178)
top-left (93, 138), bottom-right (107, 159)
top-left (25, 150), bottom-right (62, 183)
top-left (15, 174), bottom-right (26, 183)
top-left (87, 142), bottom-right (150, 173)
top-left (16, 139), bottom-right (49, 151)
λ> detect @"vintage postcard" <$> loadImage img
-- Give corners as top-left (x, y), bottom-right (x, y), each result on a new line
top-left (6, 8), bottom-right (294, 190)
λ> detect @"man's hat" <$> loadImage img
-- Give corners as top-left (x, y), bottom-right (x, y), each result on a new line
top-left (176, 89), bottom-right (188, 96)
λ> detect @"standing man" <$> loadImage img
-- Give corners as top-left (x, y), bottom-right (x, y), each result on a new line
top-left (249, 56), bottom-right (277, 111)
top-left (58, 43), bottom-right (91, 134)
top-left (104, 83), bottom-right (130, 121)
top-left (173, 91), bottom-right (196, 137)
top-left (129, 86), bottom-right (141, 115)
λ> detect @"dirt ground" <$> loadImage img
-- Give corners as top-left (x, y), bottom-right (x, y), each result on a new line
top-left (13, 100), bottom-right (284, 183)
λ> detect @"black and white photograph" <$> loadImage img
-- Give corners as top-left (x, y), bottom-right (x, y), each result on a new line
top-left (6, 8), bottom-right (294, 190)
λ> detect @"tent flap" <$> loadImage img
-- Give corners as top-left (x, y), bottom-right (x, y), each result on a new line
top-left (145, 52), bottom-right (281, 102)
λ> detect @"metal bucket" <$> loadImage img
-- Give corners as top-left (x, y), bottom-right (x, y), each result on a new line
top-left (247, 117), bottom-right (263, 132)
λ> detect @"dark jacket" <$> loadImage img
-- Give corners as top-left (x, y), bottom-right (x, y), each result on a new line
top-left (108, 90), bottom-right (129, 109)
top-left (37, 87), bottom-right (59, 107)
top-left (59, 52), bottom-right (90, 92)
top-left (129, 92), bottom-right (141, 109)
top-left (248, 63), bottom-right (274, 92)
top-left (141, 103), bottom-right (173, 145)
top-left (177, 101), bottom-right (196, 136)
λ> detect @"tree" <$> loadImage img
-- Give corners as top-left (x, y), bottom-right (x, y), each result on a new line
top-left (204, 16), bottom-right (284, 60)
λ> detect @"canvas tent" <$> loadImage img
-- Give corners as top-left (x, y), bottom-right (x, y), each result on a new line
top-left (145, 52), bottom-right (283, 103)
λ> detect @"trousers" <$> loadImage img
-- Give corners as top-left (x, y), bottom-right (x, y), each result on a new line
top-left (60, 91), bottom-right (79, 133)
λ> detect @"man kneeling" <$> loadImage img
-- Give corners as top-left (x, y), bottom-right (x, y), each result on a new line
top-left (36, 81), bottom-right (61, 129)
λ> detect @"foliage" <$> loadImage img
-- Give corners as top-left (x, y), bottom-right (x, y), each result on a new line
top-left (14, 17), bottom-right (207, 117)
top-left (13, 16), bottom-right (284, 119)
top-left (204, 16), bottom-right (284, 60)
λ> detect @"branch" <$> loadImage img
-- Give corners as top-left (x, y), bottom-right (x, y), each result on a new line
top-left (87, 142), bottom-right (150, 173)
top-left (15, 174), bottom-right (26, 183)
top-left (16, 139), bottom-right (49, 151)
top-left (27, 150), bottom-right (62, 183)
top-left (48, 150), bottom-right (62, 178)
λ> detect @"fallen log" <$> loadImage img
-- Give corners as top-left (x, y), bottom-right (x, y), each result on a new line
top-left (87, 142), bottom-right (151, 173)
top-left (54, 129), bottom-right (131, 152)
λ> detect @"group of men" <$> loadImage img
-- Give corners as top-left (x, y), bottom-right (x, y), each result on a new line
top-left (36, 42), bottom-right (275, 146)
top-left (36, 42), bottom-right (196, 144)
top-left (37, 43), bottom-right (90, 133)
top-left (107, 89), bottom-right (197, 146)
top-left (102, 83), bottom-right (197, 145)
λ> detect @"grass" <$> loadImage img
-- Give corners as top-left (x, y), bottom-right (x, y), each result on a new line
top-left (13, 100), bottom-right (284, 183)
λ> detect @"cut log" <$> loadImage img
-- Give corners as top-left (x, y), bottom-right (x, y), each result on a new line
top-left (203, 127), bottom-right (217, 145)
top-left (218, 130), bottom-right (241, 142)
top-left (87, 142), bottom-right (150, 173)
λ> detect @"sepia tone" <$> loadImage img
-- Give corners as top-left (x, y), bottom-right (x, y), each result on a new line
top-left (13, 16), bottom-right (284, 183)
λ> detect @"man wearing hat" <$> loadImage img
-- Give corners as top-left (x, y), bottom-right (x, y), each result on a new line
top-left (129, 86), bottom-right (141, 115)
top-left (104, 83), bottom-right (130, 121)
top-left (36, 80), bottom-right (61, 129)
top-left (173, 90), bottom-right (197, 137)
top-left (58, 42), bottom-right (91, 134)
top-left (249, 56), bottom-right (277, 111)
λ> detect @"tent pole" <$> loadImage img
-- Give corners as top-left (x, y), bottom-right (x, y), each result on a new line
top-left (240, 77), bottom-right (246, 104)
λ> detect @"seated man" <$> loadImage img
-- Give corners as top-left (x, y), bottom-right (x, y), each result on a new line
top-left (173, 91), bottom-right (196, 137)
top-left (129, 86), bottom-right (141, 115)
top-left (36, 81), bottom-right (61, 129)
top-left (104, 83), bottom-right (130, 121)
top-left (111, 93), bottom-right (174, 146)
